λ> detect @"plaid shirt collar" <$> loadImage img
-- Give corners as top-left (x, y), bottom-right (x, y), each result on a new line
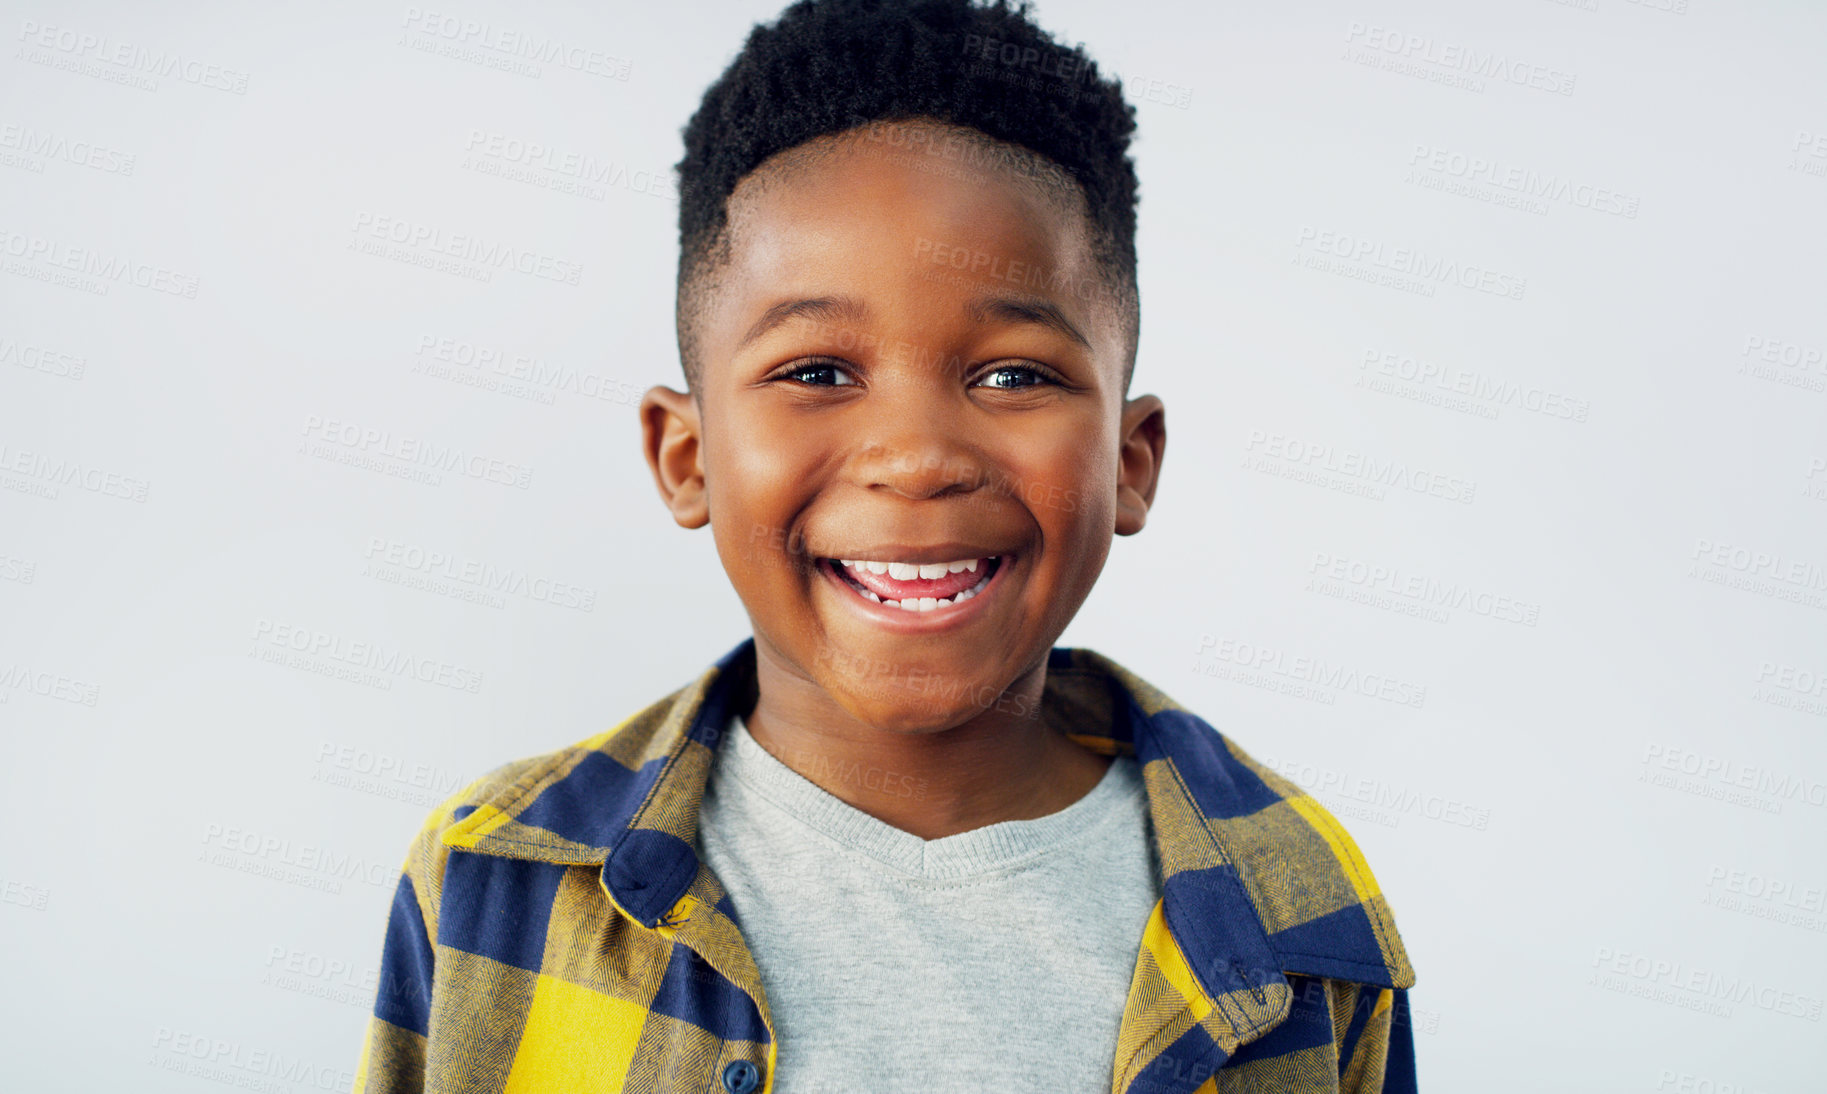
top-left (437, 638), bottom-right (1414, 1073)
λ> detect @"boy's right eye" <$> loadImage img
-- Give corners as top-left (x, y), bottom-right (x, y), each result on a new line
top-left (779, 359), bottom-right (858, 386)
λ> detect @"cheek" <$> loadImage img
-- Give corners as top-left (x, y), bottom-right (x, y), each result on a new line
top-left (707, 408), bottom-right (807, 506)
top-left (705, 413), bottom-right (815, 577)
top-left (1008, 430), bottom-right (1117, 535)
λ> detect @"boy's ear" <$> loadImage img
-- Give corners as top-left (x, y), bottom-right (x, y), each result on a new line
top-left (640, 385), bottom-right (710, 529)
top-left (1114, 394), bottom-right (1165, 537)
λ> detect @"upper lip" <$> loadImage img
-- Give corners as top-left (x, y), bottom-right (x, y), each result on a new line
top-left (819, 545), bottom-right (1013, 565)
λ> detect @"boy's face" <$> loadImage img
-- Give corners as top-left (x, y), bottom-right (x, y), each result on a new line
top-left (643, 121), bottom-right (1164, 732)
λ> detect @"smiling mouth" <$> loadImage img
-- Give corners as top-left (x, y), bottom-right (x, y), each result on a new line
top-left (821, 556), bottom-right (1004, 612)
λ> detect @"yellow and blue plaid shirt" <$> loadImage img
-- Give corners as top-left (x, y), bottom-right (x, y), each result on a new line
top-left (353, 639), bottom-right (1418, 1094)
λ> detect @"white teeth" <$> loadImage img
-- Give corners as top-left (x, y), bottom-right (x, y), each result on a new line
top-left (833, 556), bottom-right (1001, 612)
top-left (859, 579), bottom-right (987, 612)
top-left (843, 556), bottom-right (988, 575)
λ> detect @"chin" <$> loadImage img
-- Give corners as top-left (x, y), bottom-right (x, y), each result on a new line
top-left (830, 680), bottom-right (998, 735)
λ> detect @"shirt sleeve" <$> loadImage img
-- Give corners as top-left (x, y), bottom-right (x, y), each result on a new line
top-left (352, 800), bottom-right (461, 1094)
top-left (1338, 986), bottom-right (1418, 1094)
top-left (352, 872), bottom-right (435, 1093)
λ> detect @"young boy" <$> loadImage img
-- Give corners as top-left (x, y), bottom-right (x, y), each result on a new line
top-left (353, 1), bottom-right (1417, 1091)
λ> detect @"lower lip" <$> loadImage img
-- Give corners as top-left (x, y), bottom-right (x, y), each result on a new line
top-left (817, 556), bottom-right (1011, 632)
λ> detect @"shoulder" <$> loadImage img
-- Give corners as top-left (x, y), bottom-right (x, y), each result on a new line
top-left (386, 752), bottom-right (556, 930)
top-left (1187, 726), bottom-right (1417, 989)
top-left (1051, 647), bottom-right (1416, 989)
top-left (390, 678), bottom-right (702, 914)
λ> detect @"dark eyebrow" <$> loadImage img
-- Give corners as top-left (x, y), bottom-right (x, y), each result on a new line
top-left (965, 292), bottom-right (1090, 349)
top-left (739, 295), bottom-right (869, 349)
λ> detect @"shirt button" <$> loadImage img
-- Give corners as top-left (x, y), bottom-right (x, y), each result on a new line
top-left (721, 1059), bottom-right (761, 1094)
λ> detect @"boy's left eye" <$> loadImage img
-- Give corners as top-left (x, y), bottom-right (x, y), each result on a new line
top-left (973, 364), bottom-right (1054, 390)
top-left (781, 360), bottom-right (858, 386)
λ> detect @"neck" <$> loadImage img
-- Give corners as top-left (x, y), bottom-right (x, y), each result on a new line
top-left (739, 639), bottom-right (1112, 841)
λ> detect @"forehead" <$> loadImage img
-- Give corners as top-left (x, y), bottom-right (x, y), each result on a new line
top-left (734, 122), bottom-right (1084, 230)
top-left (714, 125), bottom-right (1104, 328)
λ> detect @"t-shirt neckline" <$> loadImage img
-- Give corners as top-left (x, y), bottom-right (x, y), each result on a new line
top-left (712, 713), bottom-right (1144, 881)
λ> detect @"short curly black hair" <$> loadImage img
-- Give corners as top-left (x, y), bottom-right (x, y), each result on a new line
top-left (673, 0), bottom-right (1141, 393)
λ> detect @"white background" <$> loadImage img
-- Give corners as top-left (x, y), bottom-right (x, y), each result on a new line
top-left (2, 0), bottom-right (1824, 1090)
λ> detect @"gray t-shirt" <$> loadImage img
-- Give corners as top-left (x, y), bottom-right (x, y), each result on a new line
top-left (696, 713), bottom-right (1161, 1093)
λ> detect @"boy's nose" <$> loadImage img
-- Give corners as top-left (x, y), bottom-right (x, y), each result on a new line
top-left (851, 430), bottom-right (987, 501)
